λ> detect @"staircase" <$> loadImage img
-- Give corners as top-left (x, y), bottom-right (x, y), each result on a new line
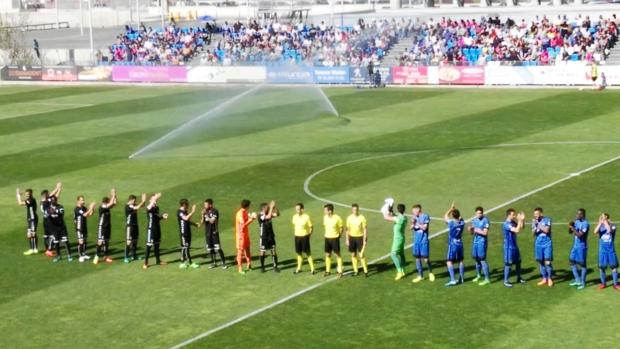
top-left (605, 45), bottom-right (620, 65)
top-left (381, 39), bottom-right (412, 67)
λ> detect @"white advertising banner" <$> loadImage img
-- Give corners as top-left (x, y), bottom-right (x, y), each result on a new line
top-left (484, 63), bottom-right (609, 86)
top-left (187, 66), bottom-right (266, 83)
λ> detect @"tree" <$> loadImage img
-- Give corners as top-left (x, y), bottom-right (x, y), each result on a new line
top-left (0, 14), bottom-right (35, 65)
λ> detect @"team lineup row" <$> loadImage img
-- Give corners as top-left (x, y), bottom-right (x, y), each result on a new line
top-left (14, 184), bottom-right (619, 289)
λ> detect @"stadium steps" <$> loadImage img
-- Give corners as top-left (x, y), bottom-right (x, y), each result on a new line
top-left (382, 40), bottom-right (411, 67)
top-left (606, 47), bottom-right (620, 65)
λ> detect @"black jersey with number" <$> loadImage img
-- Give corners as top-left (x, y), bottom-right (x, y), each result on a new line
top-left (147, 205), bottom-right (162, 233)
top-left (49, 204), bottom-right (66, 230)
top-left (25, 198), bottom-right (38, 222)
top-left (74, 206), bottom-right (88, 234)
top-left (177, 209), bottom-right (191, 236)
top-left (41, 198), bottom-right (51, 220)
top-left (98, 205), bottom-right (112, 230)
top-left (203, 208), bottom-right (219, 235)
top-left (258, 213), bottom-right (275, 238)
top-left (125, 204), bottom-right (139, 227)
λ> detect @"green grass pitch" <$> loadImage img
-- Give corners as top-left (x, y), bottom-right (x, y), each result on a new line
top-left (2, 85), bottom-right (620, 349)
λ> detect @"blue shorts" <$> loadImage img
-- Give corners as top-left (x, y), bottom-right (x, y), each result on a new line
top-left (471, 242), bottom-right (487, 260)
top-left (412, 241), bottom-right (429, 258)
top-left (504, 247), bottom-right (521, 265)
top-left (446, 243), bottom-right (463, 262)
top-left (535, 243), bottom-right (553, 262)
top-left (599, 250), bottom-right (619, 269)
top-left (569, 246), bottom-right (587, 266)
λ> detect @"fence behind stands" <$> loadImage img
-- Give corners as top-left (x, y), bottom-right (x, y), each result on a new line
top-left (0, 63), bottom-right (616, 86)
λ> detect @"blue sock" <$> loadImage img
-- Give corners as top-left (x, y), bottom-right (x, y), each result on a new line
top-left (448, 265), bottom-right (455, 282)
top-left (600, 269), bottom-right (606, 284)
top-left (504, 266), bottom-right (510, 283)
top-left (475, 262), bottom-right (481, 277)
top-left (545, 264), bottom-right (553, 279)
top-left (481, 261), bottom-right (489, 280)
top-left (427, 260), bottom-right (433, 273)
top-left (580, 267), bottom-right (587, 285)
top-left (613, 271), bottom-right (618, 286)
top-left (415, 259), bottom-right (423, 277)
top-left (539, 264), bottom-right (547, 279)
top-left (459, 263), bottom-right (465, 282)
top-left (571, 265), bottom-right (580, 283)
top-left (516, 262), bottom-right (522, 280)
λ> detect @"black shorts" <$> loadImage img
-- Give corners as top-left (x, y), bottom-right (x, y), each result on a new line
top-left (43, 219), bottom-right (51, 237)
top-left (53, 228), bottom-right (68, 242)
top-left (146, 229), bottom-right (161, 246)
top-left (126, 225), bottom-right (139, 241)
top-left (98, 226), bottom-right (111, 241)
top-left (181, 234), bottom-right (191, 247)
top-left (324, 238), bottom-right (341, 254)
top-left (348, 236), bottom-right (364, 253)
top-left (294, 235), bottom-right (311, 255)
top-left (260, 232), bottom-right (276, 251)
top-left (27, 219), bottom-right (38, 233)
top-left (76, 230), bottom-right (87, 241)
top-left (206, 232), bottom-right (222, 251)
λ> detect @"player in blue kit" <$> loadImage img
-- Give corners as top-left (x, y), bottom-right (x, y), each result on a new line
top-left (502, 208), bottom-right (526, 288)
top-left (411, 204), bottom-right (434, 283)
top-left (469, 207), bottom-right (490, 286)
top-left (594, 213), bottom-right (620, 291)
top-left (568, 208), bottom-right (589, 290)
top-left (443, 202), bottom-right (465, 287)
top-left (532, 207), bottom-right (554, 287)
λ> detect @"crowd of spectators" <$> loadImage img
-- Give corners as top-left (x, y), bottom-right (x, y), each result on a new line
top-left (197, 18), bottom-right (397, 67)
top-left (398, 14), bottom-right (619, 66)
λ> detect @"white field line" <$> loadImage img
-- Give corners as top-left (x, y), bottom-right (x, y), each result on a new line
top-left (170, 149), bottom-right (620, 349)
top-left (23, 102), bottom-right (94, 107)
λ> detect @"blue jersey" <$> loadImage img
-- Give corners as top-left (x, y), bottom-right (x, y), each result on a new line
top-left (533, 216), bottom-right (552, 245)
top-left (471, 216), bottom-right (489, 244)
top-left (502, 219), bottom-right (518, 250)
top-left (412, 213), bottom-right (430, 244)
top-left (598, 224), bottom-right (617, 253)
top-left (447, 219), bottom-right (465, 244)
top-left (572, 219), bottom-right (589, 248)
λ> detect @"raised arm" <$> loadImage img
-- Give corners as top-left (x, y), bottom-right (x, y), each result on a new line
top-left (16, 189), bottom-right (25, 206)
top-left (50, 182), bottom-right (62, 198)
top-left (510, 212), bottom-right (525, 234)
top-left (84, 202), bottom-right (96, 217)
top-left (134, 193), bottom-right (147, 210)
top-left (180, 204), bottom-right (197, 221)
top-left (443, 202), bottom-right (455, 223)
top-left (108, 189), bottom-right (118, 209)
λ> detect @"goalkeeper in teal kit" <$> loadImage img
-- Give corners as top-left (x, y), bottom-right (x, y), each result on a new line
top-left (382, 198), bottom-right (407, 281)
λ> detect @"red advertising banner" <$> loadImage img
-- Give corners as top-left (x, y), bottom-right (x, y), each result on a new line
top-left (42, 66), bottom-right (78, 81)
top-left (111, 66), bottom-right (187, 83)
top-left (438, 66), bottom-right (485, 85)
top-left (391, 66), bottom-right (428, 84)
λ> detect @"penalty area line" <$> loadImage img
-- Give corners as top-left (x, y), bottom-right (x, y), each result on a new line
top-left (169, 152), bottom-right (620, 349)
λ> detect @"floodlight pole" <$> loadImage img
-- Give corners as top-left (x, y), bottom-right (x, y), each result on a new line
top-left (55, 0), bottom-right (59, 30)
top-left (88, 0), bottom-right (94, 64)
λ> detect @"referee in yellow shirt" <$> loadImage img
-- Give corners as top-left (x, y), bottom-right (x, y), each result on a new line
top-left (323, 204), bottom-right (344, 278)
top-left (292, 203), bottom-right (316, 275)
top-left (346, 203), bottom-right (368, 277)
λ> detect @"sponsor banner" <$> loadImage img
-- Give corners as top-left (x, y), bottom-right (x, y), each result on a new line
top-left (187, 66), bottom-right (266, 83)
top-left (111, 66), bottom-right (187, 83)
top-left (427, 66), bottom-right (439, 84)
top-left (377, 66), bottom-right (392, 84)
top-left (313, 67), bottom-right (350, 84)
top-left (391, 66), bottom-right (428, 84)
top-left (1, 65), bottom-right (43, 81)
top-left (78, 66), bottom-right (113, 81)
top-left (266, 66), bottom-right (314, 84)
top-left (485, 64), bottom-right (596, 86)
top-left (438, 66), bottom-right (485, 85)
top-left (349, 66), bottom-right (370, 84)
top-left (599, 66), bottom-right (620, 86)
top-left (42, 66), bottom-right (78, 81)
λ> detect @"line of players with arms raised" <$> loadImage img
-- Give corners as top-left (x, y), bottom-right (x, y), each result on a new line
top-left (14, 183), bottom-right (620, 289)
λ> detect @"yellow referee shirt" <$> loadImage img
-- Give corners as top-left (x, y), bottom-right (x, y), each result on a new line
top-left (323, 214), bottom-right (343, 239)
top-left (292, 213), bottom-right (312, 237)
top-left (346, 214), bottom-right (367, 237)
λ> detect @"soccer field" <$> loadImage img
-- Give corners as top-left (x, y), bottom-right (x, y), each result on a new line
top-left (2, 85), bottom-right (620, 349)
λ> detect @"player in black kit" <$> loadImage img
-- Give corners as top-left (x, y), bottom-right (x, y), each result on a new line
top-left (124, 193), bottom-right (146, 263)
top-left (40, 182), bottom-right (62, 257)
top-left (177, 199), bottom-right (199, 269)
top-left (143, 193), bottom-right (169, 269)
top-left (16, 188), bottom-right (39, 255)
top-left (199, 198), bottom-right (227, 269)
top-left (74, 195), bottom-right (96, 262)
top-left (258, 200), bottom-right (280, 273)
top-left (49, 195), bottom-right (72, 262)
top-left (94, 189), bottom-right (117, 265)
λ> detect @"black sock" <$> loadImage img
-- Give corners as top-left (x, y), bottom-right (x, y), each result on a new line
top-left (273, 253), bottom-right (278, 267)
top-left (187, 247), bottom-right (192, 264)
top-left (34, 235), bottom-right (38, 250)
top-left (218, 249), bottom-right (226, 265)
top-left (55, 242), bottom-right (61, 257)
top-left (83, 241), bottom-right (87, 257)
top-left (131, 241), bottom-right (137, 258)
top-left (96, 244), bottom-right (101, 258)
top-left (260, 254), bottom-right (265, 269)
top-left (104, 240), bottom-right (110, 257)
top-left (145, 245), bottom-right (152, 264)
top-left (516, 262), bottom-right (522, 279)
top-left (28, 238), bottom-right (34, 250)
top-left (77, 243), bottom-right (83, 257)
top-left (48, 237), bottom-right (54, 251)
top-left (64, 241), bottom-right (71, 257)
top-left (125, 244), bottom-right (130, 259)
top-left (209, 250), bottom-right (216, 265)
top-left (181, 247), bottom-right (186, 263)
top-left (154, 243), bottom-right (161, 264)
